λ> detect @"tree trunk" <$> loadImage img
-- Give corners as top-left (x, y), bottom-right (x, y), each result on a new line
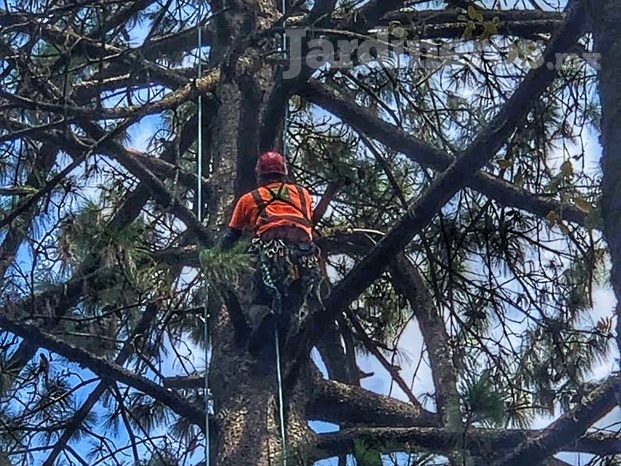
top-left (590, 0), bottom-right (621, 353)
top-left (207, 0), bottom-right (282, 222)
top-left (206, 2), bottom-right (315, 464)
top-left (210, 299), bottom-right (314, 466)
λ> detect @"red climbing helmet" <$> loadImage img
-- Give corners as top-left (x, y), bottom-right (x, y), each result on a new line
top-left (255, 150), bottom-right (288, 176)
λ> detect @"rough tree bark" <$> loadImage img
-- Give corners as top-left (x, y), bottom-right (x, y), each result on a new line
top-left (3, 0), bottom-right (617, 464)
top-left (206, 1), bottom-right (317, 464)
top-left (204, 2), bottom-right (593, 461)
top-left (590, 0), bottom-right (621, 354)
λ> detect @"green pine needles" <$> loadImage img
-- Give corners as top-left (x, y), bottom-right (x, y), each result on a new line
top-left (198, 241), bottom-right (254, 291)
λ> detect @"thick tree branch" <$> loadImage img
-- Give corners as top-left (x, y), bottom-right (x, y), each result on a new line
top-left (340, 0), bottom-right (407, 33)
top-left (0, 313), bottom-right (206, 428)
top-left (41, 303), bottom-right (160, 466)
top-left (0, 69), bottom-right (220, 120)
top-left (141, 26), bottom-right (213, 61)
top-left (301, 80), bottom-right (589, 228)
top-left (163, 373), bottom-right (204, 389)
top-left (315, 320), bottom-right (357, 384)
top-left (307, 377), bottom-right (438, 428)
top-left (289, 0), bottom-right (587, 388)
top-left (312, 180), bottom-right (342, 225)
top-left (389, 254), bottom-right (462, 428)
top-left (381, 8), bottom-right (564, 30)
top-left (284, 9), bottom-right (564, 41)
top-left (492, 372), bottom-right (621, 465)
top-left (310, 422), bottom-right (621, 462)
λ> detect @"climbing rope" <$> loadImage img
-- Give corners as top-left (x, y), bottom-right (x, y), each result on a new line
top-left (196, 4), bottom-right (211, 465)
top-left (202, 283), bottom-right (211, 466)
top-left (281, 0), bottom-right (288, 161)
top-left (274, 1), bottom-right (289, 463)
top-left (274, 325), bottom-right (287, 465)
top-left (194, 1), bottom-right (290, 462)
top-left (255, 244), bottom-right (288, 465)
top-left (197, 13), bottom-right (203, 223)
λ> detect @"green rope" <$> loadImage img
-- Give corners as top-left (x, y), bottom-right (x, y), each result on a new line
top-left (258, 254), bottom-right (287, 466)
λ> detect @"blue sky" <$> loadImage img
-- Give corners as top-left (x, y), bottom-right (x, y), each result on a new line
top-left (2, 0), bottom-right (618, 464)
top-left (93, 21), bottom-right (620, 464)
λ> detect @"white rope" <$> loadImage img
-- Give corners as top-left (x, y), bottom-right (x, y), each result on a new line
top-left (274, 325), bottom-right (287, 466)
top-left (281, 0), bottom-right (288, 160)
top-left (275, 3), bottom-right (289, 464)
top-left (197, 7), bottom-right (203, 224)
top-left (203, 284), bottom-right (210, 466)
top-left (196, 4), bottom-right (210, 465)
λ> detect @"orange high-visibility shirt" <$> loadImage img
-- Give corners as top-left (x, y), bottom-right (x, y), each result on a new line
top-left (228, 182), bottom-right (314, 239)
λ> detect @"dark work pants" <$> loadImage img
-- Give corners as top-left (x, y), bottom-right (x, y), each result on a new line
top-left (247, 260), bottom-right (316, 358)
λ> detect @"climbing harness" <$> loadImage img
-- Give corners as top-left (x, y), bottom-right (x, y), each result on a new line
top-left (249, 234), bottom-right (323, 466)
top-left (250, 238), bottom-right (322, 318)
top-left (250, 237), bottom-right (288, 464)
top-left (250, 183), bottom-right (314, 234)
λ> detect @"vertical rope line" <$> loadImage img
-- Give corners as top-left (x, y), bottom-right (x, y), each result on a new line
top-left (196, 4), bottom-right (210, 466)
top-left (274, 3), bottom-right (288, 464)
top-left (281, 0), bottom-right (288, 159)
top-left (203, 283), bottom-right (210, 466)
top-left (275, 326), bottom-right (287, 466)
top-left (197, 6), bottom-right (203, 224)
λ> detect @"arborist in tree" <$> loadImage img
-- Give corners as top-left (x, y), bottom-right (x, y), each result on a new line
top-left (220, 150), bottom-right (326, 356)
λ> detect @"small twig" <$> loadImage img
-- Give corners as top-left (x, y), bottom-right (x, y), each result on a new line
top-left (344, 308), bottom-right (425, 410)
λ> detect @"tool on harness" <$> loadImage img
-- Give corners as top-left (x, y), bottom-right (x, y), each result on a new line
top-left (247, 236), bottom-right (323, 350)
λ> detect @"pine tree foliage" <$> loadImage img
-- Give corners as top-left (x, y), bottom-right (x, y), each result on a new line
top-left (0, 0), bottom-right (620, 465)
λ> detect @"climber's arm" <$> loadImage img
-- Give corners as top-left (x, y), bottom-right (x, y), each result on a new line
top-left (219, 227), bottom-right (242, 250)
top-left (219, 194), bottom-right (251, 250)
